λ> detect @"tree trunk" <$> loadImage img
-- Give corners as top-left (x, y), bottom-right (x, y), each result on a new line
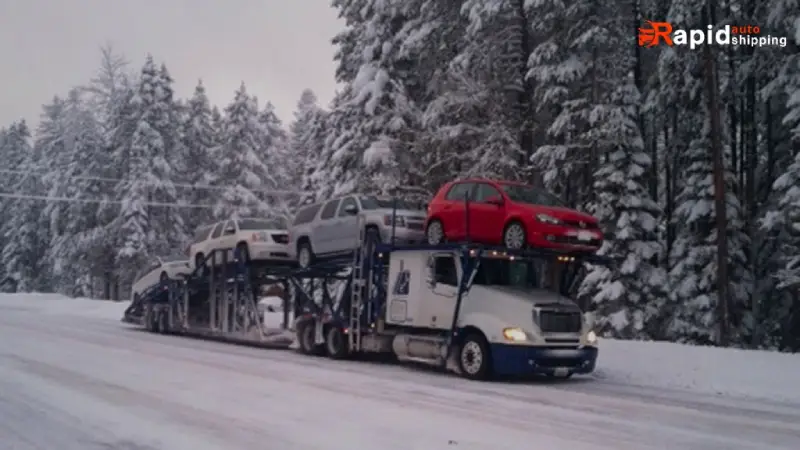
top-left (703, 6), bottom-right (730, 347)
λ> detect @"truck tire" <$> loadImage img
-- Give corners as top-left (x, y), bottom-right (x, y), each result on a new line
top-left (298, 321), bottom-right (324, 356)
top-left (325, 326), bottom-right (349, 360)
top-left (157, 309), bottom-right (168, 333)
top-left (458, 333), bottom-right (492, 381)
top-left (144, 305), bottom-right (154, 332)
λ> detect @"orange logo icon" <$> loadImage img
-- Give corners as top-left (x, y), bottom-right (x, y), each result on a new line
top-left (638, 20), bottom-right (674, 47)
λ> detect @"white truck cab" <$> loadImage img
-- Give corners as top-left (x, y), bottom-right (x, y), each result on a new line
top-left (381, 249), bottom-right (598, 380)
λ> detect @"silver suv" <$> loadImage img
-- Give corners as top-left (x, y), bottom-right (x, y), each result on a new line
top-left (289, 195), bottom-right (426, 268)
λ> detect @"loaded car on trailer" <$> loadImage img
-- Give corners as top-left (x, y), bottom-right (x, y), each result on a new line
top-left (288, 194), bottom-right (427, 269)
top-left (188, 218), bottom-right (291, 269)
top-left (424, 179), bottom-right (603, 252)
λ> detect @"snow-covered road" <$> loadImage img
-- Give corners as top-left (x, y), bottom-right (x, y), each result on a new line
top-left (1, 296), bottom-right (799, 449)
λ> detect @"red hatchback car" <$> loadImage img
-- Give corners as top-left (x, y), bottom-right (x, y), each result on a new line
top-left (424, 179), bottom-right (603, 252)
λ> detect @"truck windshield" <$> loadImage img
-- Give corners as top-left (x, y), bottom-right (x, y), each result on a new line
top-left (360, 196), bottom-right (423, 210)
top-left (472, 258), bottom-right (541, 288)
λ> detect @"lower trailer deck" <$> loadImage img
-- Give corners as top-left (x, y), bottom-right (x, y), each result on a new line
top-left (123, 242), bottom-right (608, 373)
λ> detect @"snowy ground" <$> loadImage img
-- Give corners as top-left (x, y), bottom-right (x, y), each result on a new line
top-left (1, 293), bottom-right (799, 449)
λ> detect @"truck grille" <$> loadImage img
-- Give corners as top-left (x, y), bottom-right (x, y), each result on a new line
top-left (271, 234), bottom-right (289, 244)
top-left (536, 310), bottom-right (582, 333)
top-left (406, 222), bottom-right (424, 230)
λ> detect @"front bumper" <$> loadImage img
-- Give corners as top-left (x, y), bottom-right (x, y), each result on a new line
top-left (249, 242), bottom-right (292, 261)
top-left (489, 343), bottom-right (598, 376)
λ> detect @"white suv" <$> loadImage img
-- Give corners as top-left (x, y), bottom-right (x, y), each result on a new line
top-left (188, 218), bottom-right (291, 269)
top-left (131, 257), bottom-right (191, 301)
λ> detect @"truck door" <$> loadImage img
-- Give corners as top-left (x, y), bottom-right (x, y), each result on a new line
top-left (423, 253), bottom-right (462, 329)
top-left (430, 254), bottom-right (459, 298)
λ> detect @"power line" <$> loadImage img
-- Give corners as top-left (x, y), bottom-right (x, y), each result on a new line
top-left (0, 192), bottom-right (216, 209)
top-left (0, 168), bottom-right (303, 196)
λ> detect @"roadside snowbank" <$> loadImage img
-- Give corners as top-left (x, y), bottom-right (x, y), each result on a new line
top-left (596, 338), bottom-right (800, 403)
top-left (0, 292), bottom-right (128, 320)
top-left (2, 292), bottom-right (799, 404)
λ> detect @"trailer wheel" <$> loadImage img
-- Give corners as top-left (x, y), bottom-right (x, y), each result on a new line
top-left (298, 321), bottom-right (324, 356)
top-left (143, 305), bottom-right (154, 331)
top-left (458, 333), bottom-right (492, 381)
top-left (325, 326), bottom-right (349, 359)
top-left (157, 309), bottom-right (168, 333)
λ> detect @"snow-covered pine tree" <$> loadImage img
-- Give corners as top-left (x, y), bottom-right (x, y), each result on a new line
top-left (213, 83), bottom-right (275, 219)
top-left (526, 0), bottom-right (625, 210)
top-left (179, 80), bottom-right (219, 227)
top-left (288, 89), bottom-right (329, 205)
top-left (443, 0), bottom-right (531, 181)
top-left (211, 106), bottom-right (224, 144)
top-left (327, 0), bottom-right (427, 198)
top-left (668, 108), bottom-right (753, 345)
top-left (114, 55), bottom-right (183, 283)
top-left (579, 80), bottom-right (668, 339)
top-left (40, 89), bottom-right (107, 296)
top-left (0, 121), bottom-right (47, 292)
top-left (154, 62), bottom-right (187, 251)
top-left (661, 0), bottom-right (753, 346)
top-left (83, 44), bottom-right (130, 130)
top-left (256, 101), bottom-right (292, 219)
top-left (751, 0), bottom-right (800, 348)
top-left (95, 83), bottom-right (138, 299)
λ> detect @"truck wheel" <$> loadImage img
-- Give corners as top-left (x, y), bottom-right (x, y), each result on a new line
top-left (326, 326), bottom-right (350, 359)
top-left (150, 308), bottom-right (160, 333)
top-left (157, 309), bottom-right (168, 333)
top-left (458, 334), bottom-right (492, 381)
top-left (143, 305), bottom-right (154, 331)
top-left (298, 321), bottom-right (324, 356)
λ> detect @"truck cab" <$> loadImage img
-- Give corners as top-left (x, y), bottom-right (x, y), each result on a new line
top-left (383, 249), bottom-right (598, 380)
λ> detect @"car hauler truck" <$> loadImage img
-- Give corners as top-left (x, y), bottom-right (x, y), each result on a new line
top-left (123, 218), bottom-right (607, 381)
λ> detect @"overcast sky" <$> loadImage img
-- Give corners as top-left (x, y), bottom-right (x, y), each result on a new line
top-left (0, 0), bottom-right (343, 129)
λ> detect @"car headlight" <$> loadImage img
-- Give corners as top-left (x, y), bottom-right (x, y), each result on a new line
top-left (502, 327), bottom-right (527, 342)
top-left (585, 330), bottom-right (597, 345)
top-left (536, 213), bottom-right (562, 225)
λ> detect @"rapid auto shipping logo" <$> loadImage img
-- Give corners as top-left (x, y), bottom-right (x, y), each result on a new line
top-left (638, 21), bottom-right (787, 49)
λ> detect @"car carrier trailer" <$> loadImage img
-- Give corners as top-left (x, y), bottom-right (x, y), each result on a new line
top-left (122, 215), bottom-right (609, 380)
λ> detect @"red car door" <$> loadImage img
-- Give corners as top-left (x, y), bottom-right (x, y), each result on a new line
top-left (469, 182), bottom-right (506, 242)
top-left (439, 182), bottom-right (474, 241)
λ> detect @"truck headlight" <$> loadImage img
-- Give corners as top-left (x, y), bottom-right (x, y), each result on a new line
top-left (502, 327), bottom-right (527, 342)
top-left (585, 330), bottom-right (597, 345)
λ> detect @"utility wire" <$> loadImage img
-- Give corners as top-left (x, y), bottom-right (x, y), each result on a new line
top-left (0, 192), bottom-right (216, 209)
top-left (0, 168), bottom-right (302, 196)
